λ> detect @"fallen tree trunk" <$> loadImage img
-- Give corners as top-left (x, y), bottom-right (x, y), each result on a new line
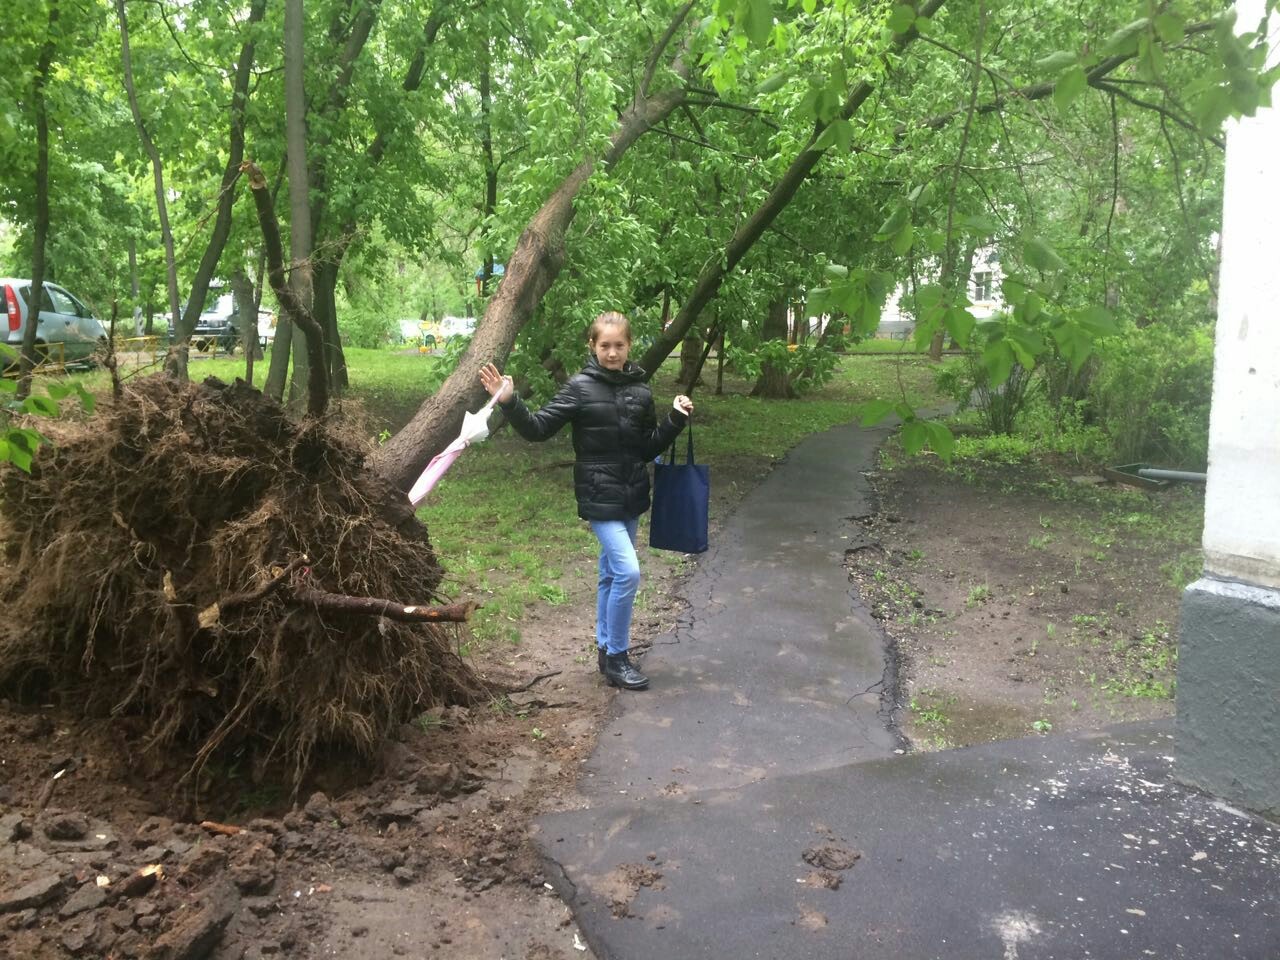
top-left (373, 2), bottom-right (697, 490)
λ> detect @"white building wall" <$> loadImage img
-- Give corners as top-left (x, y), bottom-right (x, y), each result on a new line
top-left (1201, 3), bottom-right (1280, 590)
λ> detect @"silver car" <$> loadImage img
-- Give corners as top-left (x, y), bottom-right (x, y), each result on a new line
top-left (2, 278), bottom-right (107, 367)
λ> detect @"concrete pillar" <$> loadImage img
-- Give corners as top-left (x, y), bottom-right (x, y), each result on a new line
top-left (1175, 0), bottom-right (1280, 817)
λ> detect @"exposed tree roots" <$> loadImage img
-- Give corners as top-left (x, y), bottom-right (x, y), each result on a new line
top-left (0, 375), bottom-right (489, 795)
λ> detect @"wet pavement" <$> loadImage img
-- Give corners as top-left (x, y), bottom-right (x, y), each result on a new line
top-left (534, 421), bottom-right (1280, 960)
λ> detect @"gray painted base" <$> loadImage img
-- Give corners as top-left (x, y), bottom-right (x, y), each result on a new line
top-left (1176, 576), bottom-right (1280, 818)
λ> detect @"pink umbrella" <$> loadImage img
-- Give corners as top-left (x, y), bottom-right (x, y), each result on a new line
top-left (408, 389), bottom-right (503, 507)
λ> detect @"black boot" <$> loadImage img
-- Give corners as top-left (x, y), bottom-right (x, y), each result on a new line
top-left (597, 646), bottom-right (606, 674)
top-left (604, 651), bottom-right (649, 690)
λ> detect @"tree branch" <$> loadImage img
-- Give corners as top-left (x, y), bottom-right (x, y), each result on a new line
top-left (293, 589), bottom-right (478, 623)
top-left (1096, 80), bottom-right (1225, 149)
top-left (902, 19), bottom-right (1217, 138)
top-left (642, 0), bottom-right (696, 98)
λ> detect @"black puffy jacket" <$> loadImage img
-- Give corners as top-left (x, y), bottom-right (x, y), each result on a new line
top-left (499, 357), bottom-right (688, 521)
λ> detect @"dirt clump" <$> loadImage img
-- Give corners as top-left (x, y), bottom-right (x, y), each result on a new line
top-left (0, 374), bottom-right (488, 790)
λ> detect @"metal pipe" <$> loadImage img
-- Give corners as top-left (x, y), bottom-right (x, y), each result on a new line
top-left (1138, 468), bottom-right (1207, 483)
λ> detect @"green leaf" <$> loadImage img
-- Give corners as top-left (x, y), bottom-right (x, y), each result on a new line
top-left (45, 383), bottom-right (72, 401)
top-left (1034, 50), bottom-right (1077, 74)
top-left (887, 4), bottom-right (916, 34)
top-left (913, 284), bottom-right (945, 311)
top-left (8, 443), bottom-right (32, 472)
top-left (1054, 66), bottom-right (1088, 114)
top-left (875, 205), bottom-right (909, 240)
top-left (823, 263), bottom-right (849, 279)
top-left (1007, 327), bottom-right (1046, 367)
top-left (922, 421), bottom-right (955, 462)
top-left (1075, 305), bottom-right (1118, 336)
top-left (0, 342), bottom-right (17, 360)
top-left (1102, 18), bottom-right (1150, 57)
top-left (982, 339), bottom-right (1016, 388)
top-left (943, 306), bottom-right (975, 349)
top-left (961, 213), bottom-right (1001, 236)
top-left (1051, 323), bottom-right (1094, 374)
top-left (738, 0), bottom-right (774, 46)
top-left (890, 222), bottom-right (915, 255)
top-left (0, 378), bottom-right (16, 394)
top-left (1024, 237), bottom-right (1067, 273)
top-left (1154, 13), bottom-right (1184, 43)
top-left (900, 419), bottom-right (928, 456)
top-left (859, 399), bottom-right (896, 426)
top-left (1017, 291), bottom-right (1043, 324)
top-left (755, 72), bottom-right (787, 95)
top-left (22, 395), bottom-right (59, 417)
top-left (813, 117), bottom-right (853, 152)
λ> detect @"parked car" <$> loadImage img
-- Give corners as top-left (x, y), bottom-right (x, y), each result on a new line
top-left (2, 278), bottom-right (107, 368)
top-left (169, 289), bottom-right (241, 353)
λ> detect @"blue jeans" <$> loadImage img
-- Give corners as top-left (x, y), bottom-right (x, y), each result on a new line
top-left (590, 517), bottom-right (640, 655)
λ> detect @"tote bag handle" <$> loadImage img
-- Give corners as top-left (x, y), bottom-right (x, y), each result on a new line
top-left (668, 421), bottom-right (695, 466)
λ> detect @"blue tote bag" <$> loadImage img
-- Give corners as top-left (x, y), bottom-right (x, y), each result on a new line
top-left (649, 423), bottom-right (709, 554)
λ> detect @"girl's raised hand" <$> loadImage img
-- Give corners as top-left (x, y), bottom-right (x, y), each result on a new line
top-left (673, 395), bottom-right (693, 416)
top-left (479, 363), bottom-right (514, 403)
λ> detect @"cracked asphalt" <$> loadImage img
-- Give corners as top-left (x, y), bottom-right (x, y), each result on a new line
top-left (534, 421), bottom-right (1280, 960)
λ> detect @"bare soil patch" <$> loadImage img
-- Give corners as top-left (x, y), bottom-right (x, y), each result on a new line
top-left (0, 386), bottom-right (769, 960)
top-left (848, 450), bottom-right (1199, 750)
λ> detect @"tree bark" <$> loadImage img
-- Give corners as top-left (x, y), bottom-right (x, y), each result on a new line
top-left (163, 0), bottom-right (267, 379)
top-left (479, 38), bottom-right (498, 299)
top-left (117, 0), bottom-right (183, 380)
top-left (283, 0), bottom-right (317, 409)
top-left (230, 269), bottom-right (260, 386)
top-left (17, 0), bottom-right (58, 401)
top-left (374, 3), bottom-right (697, 490)
top-left (636, 0), bottom-right (947, 377)
top-left (128, 237), bottom-right (143, 335)
top-left (752, 298), bottom-right (795, 399)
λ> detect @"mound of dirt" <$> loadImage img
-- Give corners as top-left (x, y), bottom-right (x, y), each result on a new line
top-left (0, 375), bottom-right (488, 794)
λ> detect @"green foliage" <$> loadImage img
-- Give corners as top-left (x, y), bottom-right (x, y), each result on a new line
top-left (1091, 324), bottom-right (1213, 468)
top-left (934, 321), bottom-right (1038, 436)
top-left (0, 344), bottom-right (96, 472)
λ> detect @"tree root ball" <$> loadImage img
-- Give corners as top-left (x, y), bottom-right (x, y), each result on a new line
top-left (0, 375), bottom-right (487, 790)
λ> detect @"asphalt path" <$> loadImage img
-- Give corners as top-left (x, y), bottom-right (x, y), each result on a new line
top-left (535, 421), bottom-right (1280, 960)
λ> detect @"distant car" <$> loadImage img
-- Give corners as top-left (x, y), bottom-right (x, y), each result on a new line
top-left (169, 290), bottom-right (241, 353)
top-left (2, 278), bottom-right (107, 367)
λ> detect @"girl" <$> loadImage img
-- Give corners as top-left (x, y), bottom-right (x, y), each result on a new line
top-left (478, 312), bottom-right (693, 690)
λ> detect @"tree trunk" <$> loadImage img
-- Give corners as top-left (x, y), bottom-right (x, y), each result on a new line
top-left (245, 163), bottom-right (328, 416)
top-left (635, 0), bottom-right (946, 378)
top-left (715, 320), bottom-right (725, 396)
top-left (932, 239), bottom-right (978, 360)
top-left (17, 0), bottom-right (58, 401)
top-left (284, 0), bottom-right (316, 409)
top-left (752, 298), bottom-right (794, 399)
top-left (374, 4), bottom-right (697, 490)
top-left (116, 0), bottom-right (182, 378)
top-left (163, 0), bottom-right (266, 379)
top-left (230, 269), bottom-right (260, 386)
top-left (669, 290), bottom-right (701, 386)
top-left (313, 256), bottom-right (347, 391)
top-left (128, 237), bottom-right (143, 335)
top-left (479, 39), bottom-right (498, 300)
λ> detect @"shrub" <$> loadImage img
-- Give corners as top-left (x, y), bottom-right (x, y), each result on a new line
top-left (1091, 325), bottom-right (1212, 469)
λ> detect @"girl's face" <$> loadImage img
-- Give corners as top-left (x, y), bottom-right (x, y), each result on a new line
top-left (591, 324), bottom-right (631, 371)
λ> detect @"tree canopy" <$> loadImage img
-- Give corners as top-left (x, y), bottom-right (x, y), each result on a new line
top-left (1, 0), bottom-right (1276, 470)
